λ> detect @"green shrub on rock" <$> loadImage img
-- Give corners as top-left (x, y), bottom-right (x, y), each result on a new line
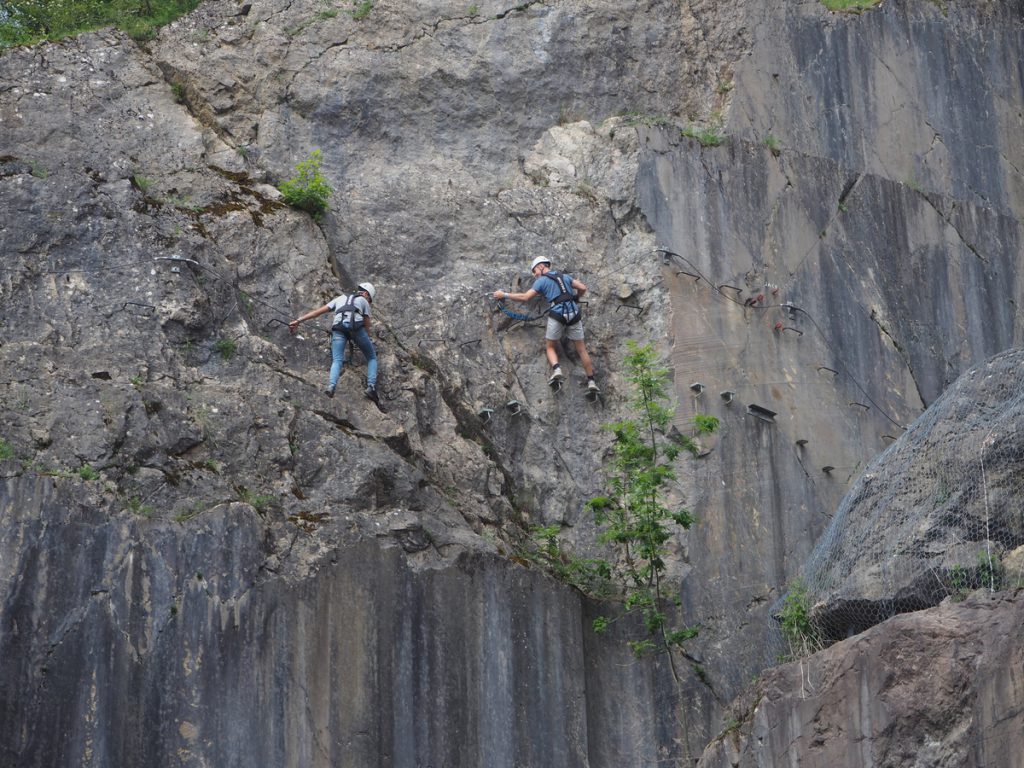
top-left (279, 149), bottom-right (333, 219)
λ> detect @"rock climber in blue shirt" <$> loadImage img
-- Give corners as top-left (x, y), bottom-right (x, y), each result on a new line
top-left (493, 256), bottom-right (599, 393)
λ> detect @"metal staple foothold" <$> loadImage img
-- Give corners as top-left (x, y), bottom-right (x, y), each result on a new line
top-left (121, 301), bottom-right (155, 316)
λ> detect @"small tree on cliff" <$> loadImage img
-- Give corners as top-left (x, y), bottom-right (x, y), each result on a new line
top-left (587, 341), bottom-right (716, 673)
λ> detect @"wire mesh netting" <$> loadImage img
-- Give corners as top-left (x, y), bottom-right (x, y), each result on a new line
top-left (773, 348), bottom-right (1024, 653)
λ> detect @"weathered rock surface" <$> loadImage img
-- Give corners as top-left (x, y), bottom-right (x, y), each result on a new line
top-left (729, 0), bottom-right (1024, 219)
top-left (1, 475), bottom-right (598, 767)
top-left (698, 593), bottom-right (1024, 768)
top-left (2, 0), bottom-right (1024, 765)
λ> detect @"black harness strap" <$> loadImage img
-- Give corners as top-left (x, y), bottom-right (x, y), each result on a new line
top-left (544, 271), bottom-right (581, 326)
top-left (331, 293), bottom-right (365, 333)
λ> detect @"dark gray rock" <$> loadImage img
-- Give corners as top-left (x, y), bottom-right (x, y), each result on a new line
top-left (0, 476), bottom-right (594, 768)
top-left (729, 0), bottom-right (1024, 217)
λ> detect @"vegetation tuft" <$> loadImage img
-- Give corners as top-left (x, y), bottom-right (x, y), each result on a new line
top-left (821, 0), bottom-right (881, 11)
top-left (517, 524), bottom-right (613, 598)
top-left (279, 149), bottom-right (333, 219)
top-left (77, 463), bottom-right (99, 481)
top-left (131, 173), bottom-right (152, 194)
top-left (777, 577), bottom-right (822, 660)
top-left (237, 486), bottom-right (276, 512)
top-left (620, 111), bottom-right (674, 128)
top-left (946, 551), bottom-right (1006, 600)
top-left (126, 496), bottom-right (155, 517)
top-left (214, 337), bottom-right (237, 361)
top-left (0, 1), bottom-right (203, 48)
top-left (976, 550), bottom-right (1005, 592)
top-left (948, 564), bottom-right (969, 601)
top-left (681, 124), bottom-right (727, 147)
top-left (349, 0), bottom-right (373, 20)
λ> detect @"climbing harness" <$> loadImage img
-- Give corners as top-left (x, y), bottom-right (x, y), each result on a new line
top-left (540, 270), bottom-right (581, 326)
top-left (330, 293), bottom-right (367, 334)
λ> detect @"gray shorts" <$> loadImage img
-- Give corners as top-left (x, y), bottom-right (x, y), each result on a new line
top-left (545, 315), bottom-right (585, 341)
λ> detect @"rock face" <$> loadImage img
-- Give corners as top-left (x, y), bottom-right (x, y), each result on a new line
top-left (729, 0), bottom-right (1024, 222)
top-left (0, 476), bottom-right (597, 767)
top-left (1, 0), bottom-right (1023, 765)
top-left (697, 593), bottom-right (1024, 768)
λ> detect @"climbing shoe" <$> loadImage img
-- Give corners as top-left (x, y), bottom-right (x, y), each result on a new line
top-left (587, 378), bottom-right (600, 394)
top-left (325, 387), bottom-right (335, 399)
top-left (548, 367), bottom-right (565, 387)
top-left (364, 385), bottom-right (380, 404)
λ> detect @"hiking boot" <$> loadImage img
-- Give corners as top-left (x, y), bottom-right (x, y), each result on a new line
top-left (364, 385), bottom-right (380, 403)
top-left (548, 368), bottom-right (565, 386)
top-left (325, 386), bottom-right (335, 399)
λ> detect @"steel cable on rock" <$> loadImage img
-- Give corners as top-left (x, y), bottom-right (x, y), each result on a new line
top-left (657, 247), bottom-right (907, 430)
top-left (5, 246), bottom-right (906, 429)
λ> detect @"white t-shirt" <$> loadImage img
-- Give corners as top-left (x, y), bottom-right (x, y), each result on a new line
top-left (328, 293), bottom-right (371, 329)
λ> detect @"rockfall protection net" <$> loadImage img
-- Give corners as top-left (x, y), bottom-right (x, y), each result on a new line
top-left (772, 349), bottom-right (1024, 655)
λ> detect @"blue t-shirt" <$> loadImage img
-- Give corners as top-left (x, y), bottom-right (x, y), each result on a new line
top-left (532, 271), bottom-right (575, 303)
top-left (328, 293), bottom-right (371, 329)
top-left (533, 271), bottom-right (580, 324)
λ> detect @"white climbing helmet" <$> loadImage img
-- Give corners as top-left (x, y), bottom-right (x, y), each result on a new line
top-left (530, 256), bottom-right (551, 271)
top-left (358, 282), bottom-right (376, 302)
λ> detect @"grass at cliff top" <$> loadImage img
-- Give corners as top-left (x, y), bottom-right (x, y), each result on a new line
top-left (821, 0), bottom-right (881, 10)
top-left (0, 0), bottom-right (202, 48)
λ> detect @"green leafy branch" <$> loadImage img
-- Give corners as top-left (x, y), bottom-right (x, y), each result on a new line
top-left (517, 524), bottom-right (613, 598)
top-left (586, 342), bottom-right (714, 677)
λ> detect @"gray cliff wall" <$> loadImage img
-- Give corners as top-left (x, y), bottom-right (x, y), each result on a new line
top-left (0, 472), bottom-right (684, 768)
top-left (2, 0), bottom-right (1024, 765)
top-left (1, 476), bottom-right (599, 768)
top-left (730, 0), bottom-right (1024, 218)
top-left (627, 0), bottom-right (1024, 724)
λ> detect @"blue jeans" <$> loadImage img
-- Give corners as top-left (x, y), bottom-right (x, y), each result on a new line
top-left (330, 326), bottom-right (377, 390)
